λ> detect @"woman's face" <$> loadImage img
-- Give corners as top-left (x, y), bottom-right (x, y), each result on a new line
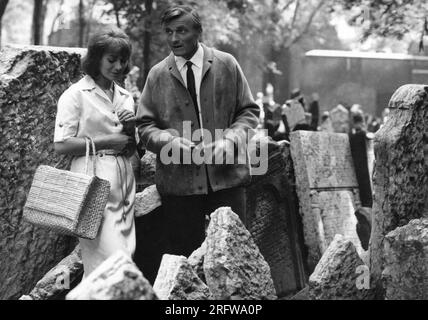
top-left (99, 49), bottom-right (128, 82)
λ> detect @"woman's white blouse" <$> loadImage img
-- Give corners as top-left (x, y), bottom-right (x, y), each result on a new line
top-left (54, 75), bottom-right (135, 142)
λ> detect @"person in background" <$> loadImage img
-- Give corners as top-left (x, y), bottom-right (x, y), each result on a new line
top-left (290, 88), bottom-right (306, 111)
top-left (54, 27), bottom-right (137, 277)
top-left (309, 92), bottom-right (320, 131)
top-left (255, 91), bottom-right (265, 128)
top-left (263, 83), bottom-right (282, 138)
top-left (319, 111), bottom-right (333, 132)
top-left (290, 88), bottom-right (312, 131)
top-left (349, 112), bottom-right (373, 209)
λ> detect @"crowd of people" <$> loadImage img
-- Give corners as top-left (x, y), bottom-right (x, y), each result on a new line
top-left (255, 83), bottom-right (389, 142)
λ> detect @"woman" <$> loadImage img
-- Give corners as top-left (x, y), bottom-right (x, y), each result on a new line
top-left (54, 27), bottom-right (137, 277)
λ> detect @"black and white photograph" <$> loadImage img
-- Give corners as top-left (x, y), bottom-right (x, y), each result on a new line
top-left (0, 0), bottom-right (427, 309)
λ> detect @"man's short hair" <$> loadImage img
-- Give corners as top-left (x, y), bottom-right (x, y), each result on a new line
top-left (81, 27), bottom-right (132, 79)
top-left (160, 5), bottom-right (202, 33)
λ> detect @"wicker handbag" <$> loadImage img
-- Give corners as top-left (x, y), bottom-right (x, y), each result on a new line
top-left (23, 137), bottom-right (110, 239)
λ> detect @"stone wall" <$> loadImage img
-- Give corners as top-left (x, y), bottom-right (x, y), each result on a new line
top-left (290, 131), bottom-right (363, 271)
top-left (0, 45), bottom-right (85, 299)
top-left (370, 84), bottom-right (428, 298)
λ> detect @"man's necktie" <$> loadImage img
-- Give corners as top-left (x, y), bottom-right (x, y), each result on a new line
top-left (186, 61), bottom-right (199, 124)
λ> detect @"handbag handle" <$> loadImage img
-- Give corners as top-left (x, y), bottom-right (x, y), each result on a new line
top-left (84, 136), bottom-right (98, 177)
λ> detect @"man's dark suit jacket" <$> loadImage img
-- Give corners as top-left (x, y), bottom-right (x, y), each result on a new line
top-left (136, 44), bottom-right (260, 195)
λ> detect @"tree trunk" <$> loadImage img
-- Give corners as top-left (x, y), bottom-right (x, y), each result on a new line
top-left (49, 0), bottom-right (64, 36)
top-left (0, 0), bottom-right (9, 48)
top-left (32, 0), bottom-right (47, 45)
top-left (78, 0), bottom-right (85, 47)
top-left (113, 1), bottom-right (121, 28)
top-left (142, 0), bottom-right (153, 88)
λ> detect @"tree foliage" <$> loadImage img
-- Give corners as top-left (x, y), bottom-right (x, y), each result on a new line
top-left (336, 0), bottom-right (428, 47)
top-left (100, 0), bottom-right (336, 86)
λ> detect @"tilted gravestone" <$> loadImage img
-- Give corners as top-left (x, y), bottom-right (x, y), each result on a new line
top-left (370, 84), bottom-right (428, 298)
top-left (245, 139), bottom-right (307, 297)
top-left (308, 234), bottom-right (373, 300)
top-left (290, 131), bottom-right (364, 271)
top-left (0, 44), bottom-right (85, 299)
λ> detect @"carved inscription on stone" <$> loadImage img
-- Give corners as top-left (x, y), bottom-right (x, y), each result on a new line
top-left (292, 131), bottom-right (358, 189)
top-left (290, 131), bottom-right (363, 270)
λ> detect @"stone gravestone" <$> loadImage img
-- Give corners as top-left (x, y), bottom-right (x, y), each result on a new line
top-left (204, 207), bottom-right (277, 300)
top-left (0, 44), bottom-right (84, 299)
top-left (370, 84), bottom-right (428, 298)
top-left (282, 100), bottom-right (306, 130)
top-left (20, 246), bottom-right (83, 300)
top-left (153, 254), bottom-right (211, 300)
top-left (245, 139), bottom-right (307, 297)
top-left (66, 250), bottom-right (157, 300)
top-left (382, 218), bottom-right (428, 300)
top-left (330, 104), bottom-right (350, 133)
top-left (308, 234), bottom-right (373, 300)
top-left (290, 131), bottom-right (363, 271)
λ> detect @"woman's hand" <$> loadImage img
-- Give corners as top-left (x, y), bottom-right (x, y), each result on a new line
top-left (102, 133), bottom-right (133, 152)
top-left (117, 109), bottom-right (136, 135)
top-left (117, 109), bottom-right (136, 126)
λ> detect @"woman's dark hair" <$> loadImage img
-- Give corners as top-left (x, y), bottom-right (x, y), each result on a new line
top-left (81, 27), bottom-right (132, 79)
top-left (160, 5), bottom-right (202, 33)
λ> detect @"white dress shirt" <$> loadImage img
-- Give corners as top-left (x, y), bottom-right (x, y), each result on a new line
top-left (174, 43), bottom-right (204, 130)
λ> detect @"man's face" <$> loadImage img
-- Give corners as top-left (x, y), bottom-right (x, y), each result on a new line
top-left (164, 14), bottom-right (200, 60)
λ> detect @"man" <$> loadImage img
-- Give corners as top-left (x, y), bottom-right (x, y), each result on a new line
top-left (136, 5), bottom-right (259, 257)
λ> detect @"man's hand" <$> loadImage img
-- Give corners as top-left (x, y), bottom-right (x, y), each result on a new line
top-left (205, 138), bottom-right (235, 164)
top-left (171, 137), bottom-right (195, 153)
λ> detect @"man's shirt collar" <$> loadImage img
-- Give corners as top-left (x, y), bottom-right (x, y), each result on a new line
top-left (174, 43), bottom-right (203, 71)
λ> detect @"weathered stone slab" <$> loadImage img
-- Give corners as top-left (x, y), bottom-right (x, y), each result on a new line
top-left (153, 254), bottom-right (211, 300)
top-left (204, 207), bottom-right (277, 300)
top-left (382, 219), bottom-right (428, 300)
top-left (370, 84), bottom-right (428, 298)
top-left (320, 117), bottom-right (334, 132)
top-left (20, 245), bottom-right (82, 300)
top-left (330, 104), bottom-right (350, 133)
top-left (135, 184), bottom-right (161, 217)
top-left (0, 44), bottom-right (84, 299)
top-left (308, 234), bottom-right (373, 300)
top-left (290, 131), bottom-right (363, 270)
top-left (188, 241), bottom-right (207, 284)
top-left (313, 190), bottom-right (363, 255)
top-left (138, 151), bottom-right (156, 191)
top-left (246, 140), bottom-right (307, 297)
top-left (66, 250), bottom-right (157, 300)
top-left (290, 131), bottom-right (358, 189)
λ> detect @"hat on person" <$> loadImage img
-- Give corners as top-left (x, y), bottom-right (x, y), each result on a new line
top-left (290, 88), bottom-right (301, 99)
